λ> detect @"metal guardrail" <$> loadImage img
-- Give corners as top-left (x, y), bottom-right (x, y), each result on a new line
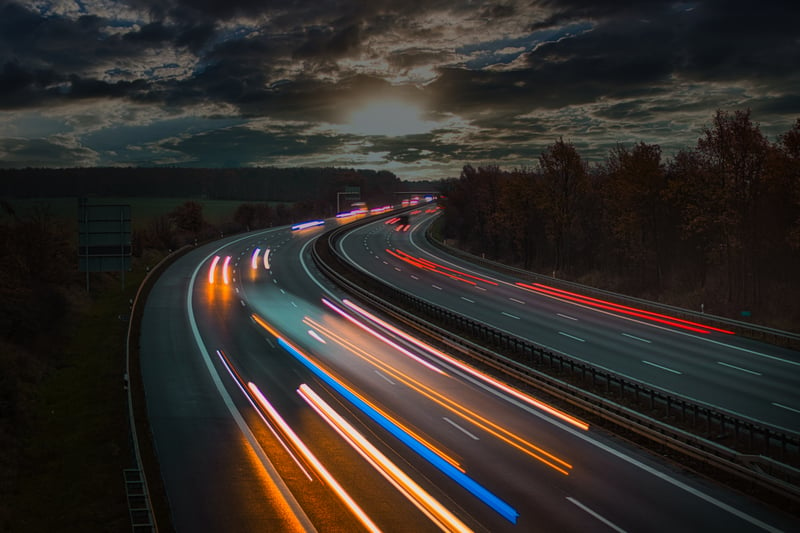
top-left (312, 219), bottom-right (800, 509)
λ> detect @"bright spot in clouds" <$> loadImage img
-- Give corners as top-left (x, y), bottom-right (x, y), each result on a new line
top-left (343, 100), bottom-right (438, 137)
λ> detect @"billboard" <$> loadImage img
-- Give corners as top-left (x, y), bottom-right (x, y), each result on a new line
top-left (78, 200), bottom-right (132, 273)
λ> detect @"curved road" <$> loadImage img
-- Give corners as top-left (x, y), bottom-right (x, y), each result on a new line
top-left (140, 214), bottom-right (799, 531)
top-left (337, 208), bottom-right (800, 432)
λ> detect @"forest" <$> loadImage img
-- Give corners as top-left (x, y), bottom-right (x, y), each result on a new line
top-left (438, 110), bottom-right (800, 330)
top-left (0, 166), bottom-right (403, 208)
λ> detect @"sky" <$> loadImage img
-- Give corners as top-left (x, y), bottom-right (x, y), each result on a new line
top-left (0, 0), bottom-right (798, 180)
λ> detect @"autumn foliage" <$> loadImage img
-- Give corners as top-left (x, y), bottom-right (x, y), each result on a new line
top-left (439, 110), bottom-right (800, 329)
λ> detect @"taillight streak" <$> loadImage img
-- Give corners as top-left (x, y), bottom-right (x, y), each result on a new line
top-left (388, 248), bottom-right (498, 286)
top-left (517, 282), bottom-right (734, 335)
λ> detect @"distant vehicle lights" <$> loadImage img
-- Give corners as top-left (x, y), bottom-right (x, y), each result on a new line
top-left (291, 219), bottom-right (325, 230)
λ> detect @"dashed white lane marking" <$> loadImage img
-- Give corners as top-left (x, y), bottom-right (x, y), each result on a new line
top-left (374, 370), bottom-right (395, 385)
top-left (717, 361), bottom-right (762, 376)
top-left (622, 332), bottom-right (652, 344)
top-left (442, 417), bottom-right (479, 440)
top-left (642, 360), bottom-right (682, 375)
top-left (566, 497), bottom-right (627, 533)
top-left (559, 331), bottom-right (585, 342)
top-left (509, 297), bottom-right (526, 305)
top-left (501, 311), bottom-right (520, 320)
top-left (772, 402), bottom-right (800, 415)
top-left (558, 313), bottom-right (578, 321)
top-left (461, 296), bottom-right (475, 303)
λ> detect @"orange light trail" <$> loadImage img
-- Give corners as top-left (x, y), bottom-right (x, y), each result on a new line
top-left (304, 316), bottom-right (572, 476)
top-left (341, 298), bottom-right (589, 432)
top-left (298, 384), bottom-right (473, 533)
top-left (302, 317), bottom-right (464, 473)
top-left (248, 382), bottom-right (382, 533)
top-left (216, 349), bottom-right (313, 480)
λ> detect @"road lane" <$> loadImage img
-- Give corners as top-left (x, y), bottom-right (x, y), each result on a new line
top-left (336, 211), bottom-right (800, 430)
top-left (140, 216), bottom-right (799, 531)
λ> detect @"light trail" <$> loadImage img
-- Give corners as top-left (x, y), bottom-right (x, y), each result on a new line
top-left (292, 220), bottom-right (325, 231)
top-left (302, 317), bottom-right (465, 473)
top-left (390, 248), bottom-right (498, 286)
top-left (222, 255), bottom-right (232, 285)
top-left (251, 247), bottom-right (261, 270)
top-left (248, 382), bottom-right (382, 533)
top-left (298, 384), bottom-right (473, 533)
top-left (321, 298), bottom-right (446, 376)
top-left (215, 350), bottom-right (312, 480)
top-left (265, 328), bottom-right (519, 524)
top-left (263, 247), bottom-right (271, 269)
top-left (518, 282), bottom-right (735, 335)
top-left (208, 255), bottom-right (221, 284)
top-left (304, 316), bottom-right (572, 475)
top-left (340, 298), bottom-right (589, 432)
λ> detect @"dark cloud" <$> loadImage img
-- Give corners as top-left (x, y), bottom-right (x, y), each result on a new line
top-left (0, 0), bottom-right (797, 176)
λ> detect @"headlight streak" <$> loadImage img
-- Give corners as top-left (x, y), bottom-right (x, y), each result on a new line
top-left (248, 381), bottom-right (383, 533)
top-left (303, 316), bottom-right (572, 476)
top-left (251, 248), bottom-right (261, 270)
top-left (340, 298), bottom-right (590, 432)
top-left (208, 255), bottom-right (221, 284)
top-left (517, 282), bottom-right (735, 335)
top-left (321, 298), bottom-right (446, 376)
top-left (222, 255), bottom-right (232, 285)
top-left (292, 220), bottom-right (325, 231)
top-left (301, 317), bottom-right (464, 473)
top-left (297, 384), bottom-right (473, 533)
top-left (271, 332), bottom-right (519, 524)
top-left (308, 329), bottom-right (327, 344)
top-left (215, 349), bottom-right (313, 481)
top-left (263, 247), bottom-right (271, 270)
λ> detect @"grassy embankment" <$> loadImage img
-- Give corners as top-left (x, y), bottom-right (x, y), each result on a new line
top-left (3, 197), bottom-right (245, 532)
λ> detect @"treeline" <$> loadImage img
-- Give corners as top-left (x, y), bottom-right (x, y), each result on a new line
top-left (0, 166), bottom-right (401, 209)
top-left (439, 110), bottom-right (800, 328)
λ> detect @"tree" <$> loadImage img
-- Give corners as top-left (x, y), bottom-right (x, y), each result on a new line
top-left (778, 118), bottom-right (800, 249)
top-left (695, 109), bottom-right (770, 306)
top-left (603, 142), bottom-right (667, 290)
top-left (169, 201), bottom-right (205, 236)
top-left (498, 168), bottom-right (543, 269)
top-left (537, 138), bottom-right (588, 273)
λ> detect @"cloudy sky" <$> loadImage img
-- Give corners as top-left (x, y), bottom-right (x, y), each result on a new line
top-left (0, 0), bottom-right (797, 179)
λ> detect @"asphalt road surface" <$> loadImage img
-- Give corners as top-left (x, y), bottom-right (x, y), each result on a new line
top-left (140, 214), bottom-right (799, 531)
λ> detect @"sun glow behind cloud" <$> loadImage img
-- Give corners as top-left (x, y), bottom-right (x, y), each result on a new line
top-left (340, 100), bottom-right (440, 137)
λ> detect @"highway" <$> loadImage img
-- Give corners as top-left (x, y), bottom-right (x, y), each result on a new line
top-left (337, 208), bottom-right (800, 432)
top-left (139, 212), bottom-right (800, 532)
